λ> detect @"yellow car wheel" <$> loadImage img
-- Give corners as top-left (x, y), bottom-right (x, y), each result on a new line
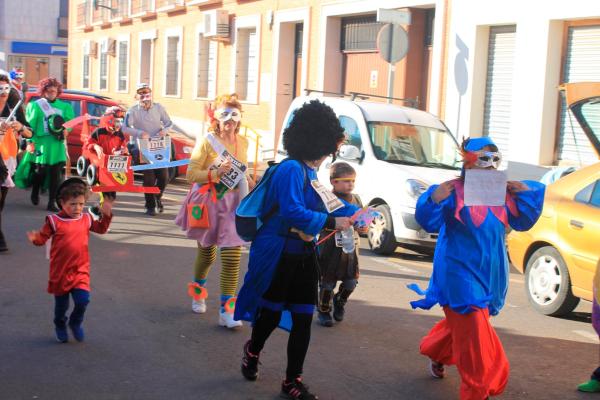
top-left (524, 246), bottom-right (580, 316)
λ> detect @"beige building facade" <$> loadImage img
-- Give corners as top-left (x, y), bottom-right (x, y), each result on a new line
top-left (68, 0), bottom-right (449, 154)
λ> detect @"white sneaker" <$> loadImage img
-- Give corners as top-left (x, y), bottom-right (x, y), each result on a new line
top-left (219, 310), bottom-right (243, 329)
top-left (192, 299), bottom-right (206, 314)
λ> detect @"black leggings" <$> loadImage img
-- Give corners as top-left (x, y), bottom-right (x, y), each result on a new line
top-left (32, 163), bottom-right (64, 207)
top-left (250, 308), bottom-right (313, 381)
top-left (249, 251), bottom-right (318, 381)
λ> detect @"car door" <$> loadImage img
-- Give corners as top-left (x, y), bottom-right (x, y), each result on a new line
top-left (556, 178), bottom-right (600, 292)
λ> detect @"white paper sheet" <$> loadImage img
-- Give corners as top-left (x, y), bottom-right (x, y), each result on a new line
top-left (464, 169), bottom-right (507, 206)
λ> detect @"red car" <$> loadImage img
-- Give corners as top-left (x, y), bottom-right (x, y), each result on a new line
top-left (24, 88), bottom-right (194, 181)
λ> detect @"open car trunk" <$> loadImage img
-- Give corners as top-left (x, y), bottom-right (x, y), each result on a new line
top-left (560, 82), bottom-right (600, 159)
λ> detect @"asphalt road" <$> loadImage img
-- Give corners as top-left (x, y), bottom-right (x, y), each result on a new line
top-left (0, 181), bottom-right (596, 400)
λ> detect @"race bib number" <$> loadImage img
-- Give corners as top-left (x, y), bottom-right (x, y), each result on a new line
top-left (138, 137), bottom-right (171, 164)
top-left (148, 137), bottom-right (167, 151)
top-left (107, 155), bottom-right (128, 173)
top-left (214, 150), bottom-right (247, 190)
top-left (311, 180), bottom-right (344, 213)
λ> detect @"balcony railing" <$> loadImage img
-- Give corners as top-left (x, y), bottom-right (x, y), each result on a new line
top-left (92, 4), bottom-right (111, 25)
top-left (76, 2), bottom-right (91, 27)
top-left (110, 0), bottom-right (131, 20)
top-left (131, 0), bottom-right (155, 16)
top-left (156, 0), bottom-right (184, 9)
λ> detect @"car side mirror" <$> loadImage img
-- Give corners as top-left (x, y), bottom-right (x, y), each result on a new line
top-left (338, 144), bottom-right (361, 161)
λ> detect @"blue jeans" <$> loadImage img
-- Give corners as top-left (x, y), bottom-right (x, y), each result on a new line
top-left (54, 289), bottom-right (90, 329)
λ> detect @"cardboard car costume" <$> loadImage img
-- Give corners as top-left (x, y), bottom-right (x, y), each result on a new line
top-left (63, 114), bottom-right (159, 194)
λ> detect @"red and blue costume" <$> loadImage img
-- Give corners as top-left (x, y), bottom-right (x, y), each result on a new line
top-left (408, 137), bottom-right (545, 399)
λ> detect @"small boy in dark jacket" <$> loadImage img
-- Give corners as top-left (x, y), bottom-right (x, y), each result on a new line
top-left (317, 162), bottom-right (364, 327)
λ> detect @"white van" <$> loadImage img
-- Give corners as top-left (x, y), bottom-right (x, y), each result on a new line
top-left (277, 94), bottom-right (462, 255)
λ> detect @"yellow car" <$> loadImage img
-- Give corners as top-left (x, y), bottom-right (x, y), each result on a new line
top-left (507, 82), bottom-right (600, 316)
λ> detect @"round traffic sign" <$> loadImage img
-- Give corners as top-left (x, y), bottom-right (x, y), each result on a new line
top-left (377, 24), bottom-right (409, 64)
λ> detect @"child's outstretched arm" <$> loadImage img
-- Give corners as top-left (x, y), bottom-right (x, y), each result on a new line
top-left (91, 196), bottom-right (114, 234)
top-left (27, 217), bottom-right (54, 246)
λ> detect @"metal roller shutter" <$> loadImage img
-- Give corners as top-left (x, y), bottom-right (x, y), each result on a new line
top-left (558, 25), bottom-right (600, 165)
top-left (483, 25), bottom-right (516, 162)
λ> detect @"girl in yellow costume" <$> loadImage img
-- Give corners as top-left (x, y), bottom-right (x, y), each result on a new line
top-left (175, 94), bottom-right (252, 329)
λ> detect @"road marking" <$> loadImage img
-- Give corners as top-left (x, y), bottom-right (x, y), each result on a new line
top-left (573, 330), bottom-right (598, 341)
top-left (371, 257), bottom-right (418, 274)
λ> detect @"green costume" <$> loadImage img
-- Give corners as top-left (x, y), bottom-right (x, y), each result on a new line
top-left (14, 98), bottom-right (75, 188)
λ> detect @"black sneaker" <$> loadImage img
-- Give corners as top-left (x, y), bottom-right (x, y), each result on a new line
top-left (156, 198), bottom-right (164, 213)
top-left (30, 191), bottom-right (39, 206)
top-left (144, 207), bottom-right (157, 216)
top-left (332, 293), bottom-right (346, 322)
top-left (317, 311), bottom-right (333, 327)
top-left (0, 231), bottom-right (7, 252)
top-left (281, 378), bottom-right (318, 400)
top-left (241, 340), bottom-right (260, 381)
top-left (55, 327), bottom-right (68, 343)
top-left (47, 203), bottom-right (60, 213)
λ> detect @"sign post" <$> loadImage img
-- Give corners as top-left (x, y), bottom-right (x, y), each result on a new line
top-left (376, 9), bottom-right (411, 103)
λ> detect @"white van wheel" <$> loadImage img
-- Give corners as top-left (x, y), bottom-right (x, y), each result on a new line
top-left (368, 204), bottom-right (397, 255)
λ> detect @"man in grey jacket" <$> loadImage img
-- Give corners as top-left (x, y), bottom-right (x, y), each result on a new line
top-left (124, 83), bottom-right (173, 216)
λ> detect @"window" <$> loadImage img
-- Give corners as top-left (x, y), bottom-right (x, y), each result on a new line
top-left (576, 181), bottom-right (600, 208)
top-left (592, 181), bottom-right (600, 207)
top-left (82, 42), bottom-right (91, 89)
top-left (139, 37), bottom-right (153, 86)
top-left (235, 28), bottom-right (258, 102)
top-left (87, 102), bottom-right (108, 127)
top-left (341, 15), bottom-right (383, 52)
top-left (339, 116), bottom-right (362, 150)
top-left (575, 182), bottom-right (594, 204)
top-left (232, 15), bottom-right (260, 103)
top-left (164, 28), bottom-right (182, 97)
top-left (117, 38), bottom-right (129, 92)
top-left (367, 122), bottom-right (461, 169)
top-left (196, 33), bottom-right (217, 99)
top-left (99, 39), bottom-right (109, 91)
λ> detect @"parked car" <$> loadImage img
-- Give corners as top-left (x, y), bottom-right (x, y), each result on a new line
top-left (507, 82), bottom-right (600, 316)
top-left (277, 93), bottom-right (462, 255)
top-left (24, 88), bottom-right (194, 181)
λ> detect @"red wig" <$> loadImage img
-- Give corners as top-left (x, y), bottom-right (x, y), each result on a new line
top-left (37, 77), bottom-right (63, 97)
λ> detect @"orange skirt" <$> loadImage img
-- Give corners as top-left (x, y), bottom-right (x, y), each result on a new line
top-left (420, 306), bottom-right (509, 400)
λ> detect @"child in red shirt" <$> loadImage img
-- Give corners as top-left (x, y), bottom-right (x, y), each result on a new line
top-left (27, 177), bottom-right (113, 343)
